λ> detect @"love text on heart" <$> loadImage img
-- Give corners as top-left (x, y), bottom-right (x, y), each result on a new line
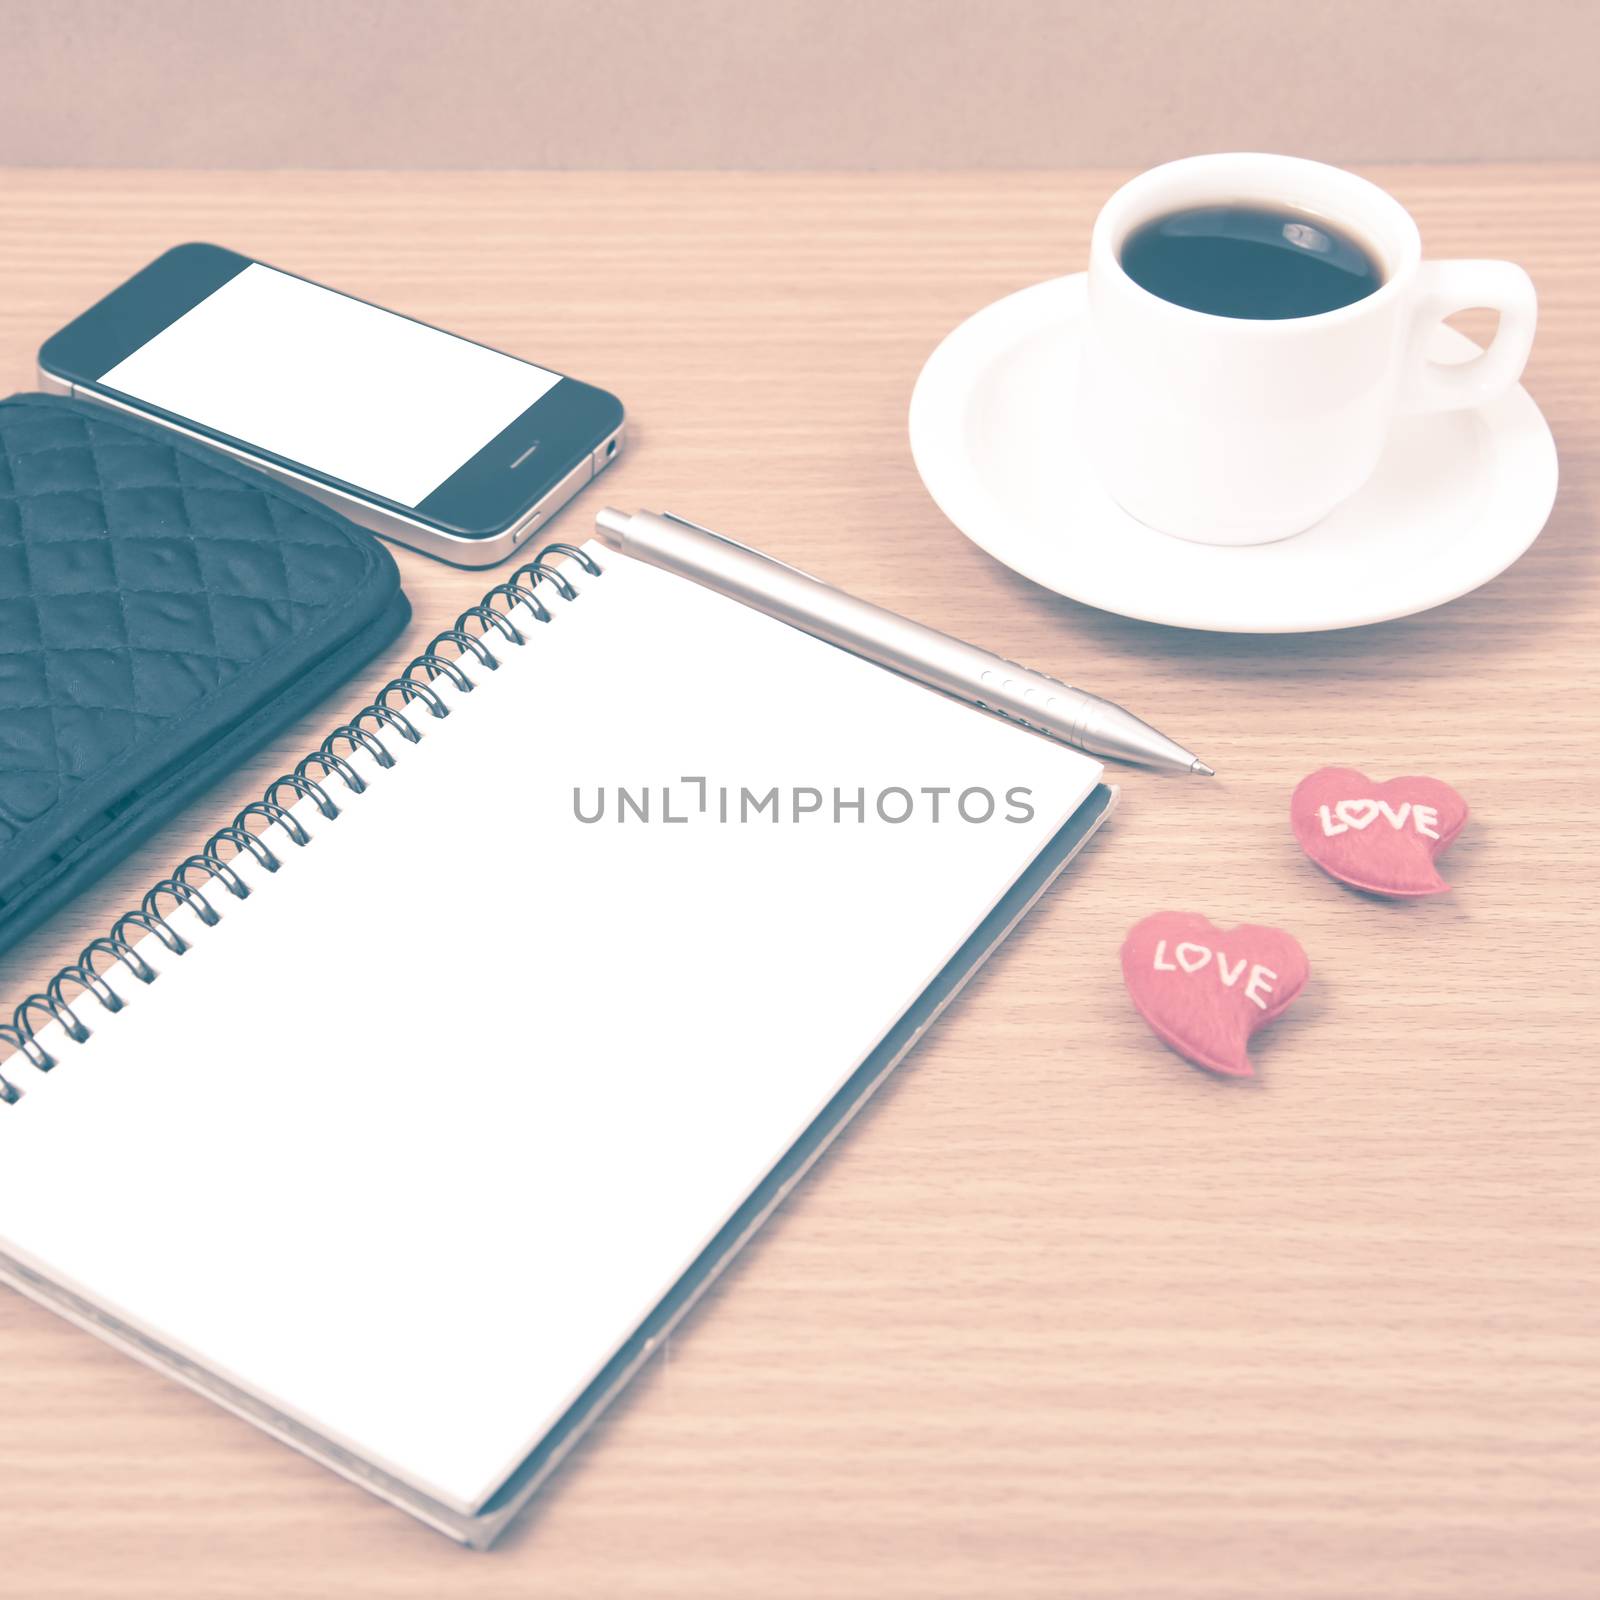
top-left (1152, 940), bottom-right (1278, 1011)
top-left (1319, 798), bottom-right (1440, 838)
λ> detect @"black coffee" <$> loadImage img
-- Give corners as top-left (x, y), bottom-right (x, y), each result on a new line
top-left (1120, 204), bottom-right (1383, 320)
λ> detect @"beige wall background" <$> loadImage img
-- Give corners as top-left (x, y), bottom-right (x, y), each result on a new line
top-left (1, 0), bottom-right (1596, 168)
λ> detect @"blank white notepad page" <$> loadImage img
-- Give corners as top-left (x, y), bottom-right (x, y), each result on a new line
top-left (0, 543), bottom-right (1100, 1516)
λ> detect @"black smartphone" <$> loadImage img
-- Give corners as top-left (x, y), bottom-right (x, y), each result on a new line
top-left (38, 242), bottom-right (625, 567)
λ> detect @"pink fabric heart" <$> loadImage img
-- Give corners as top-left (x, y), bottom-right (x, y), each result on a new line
top-left (1121, 911), bottom-right (1310, 1078)
top-left (1291, 766), bottom-right (1468, 897)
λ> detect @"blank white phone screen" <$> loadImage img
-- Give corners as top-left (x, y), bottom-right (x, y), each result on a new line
top-left (100, 263), bottom-right (562, 508)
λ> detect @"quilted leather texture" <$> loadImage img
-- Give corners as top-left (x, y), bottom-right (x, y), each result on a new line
top-left (0, 393), bottom-right (408, 946)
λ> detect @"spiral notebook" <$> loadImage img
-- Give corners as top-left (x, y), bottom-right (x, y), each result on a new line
top-left (0, 538), bottom-right (1111, 1546)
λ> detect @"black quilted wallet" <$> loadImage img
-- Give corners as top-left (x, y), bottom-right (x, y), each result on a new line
top-left (0, 393), bottom-right (410, 954)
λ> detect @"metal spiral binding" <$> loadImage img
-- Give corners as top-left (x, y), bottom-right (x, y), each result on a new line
top-left (0, 542), bottom-right (602, 1104)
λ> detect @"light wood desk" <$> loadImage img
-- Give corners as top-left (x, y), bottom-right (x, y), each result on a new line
top-left (1, 168), bottom-right (1595, 1599)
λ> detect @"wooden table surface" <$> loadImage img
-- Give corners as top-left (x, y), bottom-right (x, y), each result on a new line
top-left (1, 167), bottom-right (1596, 1599)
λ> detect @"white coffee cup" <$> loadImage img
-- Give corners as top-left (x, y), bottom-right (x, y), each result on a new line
top-left (1081, 152), bottom-right (1538, 546)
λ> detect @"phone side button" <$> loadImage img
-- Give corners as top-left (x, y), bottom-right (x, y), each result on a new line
top-left (528, 453), bottom-right (596, 540)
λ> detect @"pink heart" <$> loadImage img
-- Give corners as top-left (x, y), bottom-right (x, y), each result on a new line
top-left (1121, 912), bottom-right (1309, 1079)
top-left (1291, 767), bottom-right (1468, 898)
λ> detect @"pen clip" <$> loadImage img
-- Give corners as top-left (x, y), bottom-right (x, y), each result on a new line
top-left (661, 512), bottom-right (827, 582)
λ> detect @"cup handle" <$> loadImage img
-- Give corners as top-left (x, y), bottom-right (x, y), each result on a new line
top-left (1400, 259), bottom-right (1537, 413)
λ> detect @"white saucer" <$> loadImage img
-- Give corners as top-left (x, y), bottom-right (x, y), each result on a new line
top-left (908, 275), bottom-right (1558, 632)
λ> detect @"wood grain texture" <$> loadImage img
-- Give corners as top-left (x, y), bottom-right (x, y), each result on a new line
top-left (0, 167), bottom-right (1596, 1599)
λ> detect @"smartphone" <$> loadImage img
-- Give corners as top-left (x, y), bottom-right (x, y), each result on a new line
top-left (38, 242), bottom-right (625, 567)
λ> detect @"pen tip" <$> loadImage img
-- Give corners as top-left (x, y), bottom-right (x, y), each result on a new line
top-left (1192, 760), bottom-right (1216, 777)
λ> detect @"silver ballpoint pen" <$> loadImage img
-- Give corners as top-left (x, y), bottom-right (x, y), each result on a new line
top-left (593, 508), bottom-right (1213, 776)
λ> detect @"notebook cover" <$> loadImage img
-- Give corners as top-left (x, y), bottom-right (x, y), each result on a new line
top-left (0, 392), bottom-right (409, 954)
top-left (0, 781), bottom-right (1114, 1547)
